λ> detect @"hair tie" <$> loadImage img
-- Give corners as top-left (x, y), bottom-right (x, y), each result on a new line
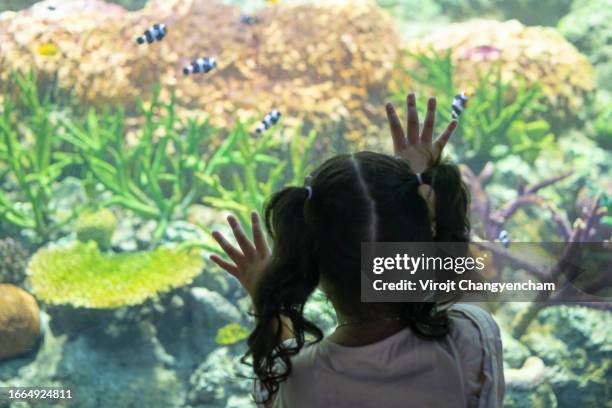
top-left (305, 186), bottom-right (313, 200)
top-left (416, 173), bottom-right (423, 185)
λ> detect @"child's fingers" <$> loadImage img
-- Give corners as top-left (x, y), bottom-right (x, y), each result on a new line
top-left (251, 211), bottom-right (269, 258)
top-left (385, 102), bottom-right (406, 152)
top-left (210, 254), bottom-right (239, 277)
top-left (227, 215), bottom-right (257, 260)
top-left (212, 230), bottom-right (245, 266)
top-left (406, 93), bottom-right (419, 144)
top-left (421, 97), bottom-right (436, 144)
top-left (435, 120), bottom-right (458, 150)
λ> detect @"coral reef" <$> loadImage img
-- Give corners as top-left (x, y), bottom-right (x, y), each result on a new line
top-left (558, 0), bottom-right (612, 91)
top-left (501, 329), bottom-right (531, 369)
top-left (0, 0), bottom-right (402, 150)
top-left (0, 0), bottom-right (38, 12)
top-left (75, 208), bottom-right (118, 251)
top-left (189, 287), bottom-right (242, 331)
top-left (521, 306), bottom-right (612, 407)
top-left (0, 0), bottom-right (147, 13)
top-left (187, 347), bottom-right (251, 406)
top-left (0, 284), bottom-right (41, 360)
top-left (404, 19), bottom-right (594, 124)
top-left (504, 383), bottom-right (558, 408)
top-left (27, 241), bottom-right (204, 308)
top-left (435, 0), bottom-right (573, 26)
top-left (0, 237), bottom-right (29, 286)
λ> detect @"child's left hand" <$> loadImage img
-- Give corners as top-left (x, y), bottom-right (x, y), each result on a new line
top-left (210, 212), bottom-right (271, 299)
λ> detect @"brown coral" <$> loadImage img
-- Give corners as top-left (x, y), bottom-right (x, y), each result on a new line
top-left (0, 284), bottom-right (41, 360)
top-left (0, 0), bottom-right (402, 151)
top-left (404, 19), bottom-right (594, 123)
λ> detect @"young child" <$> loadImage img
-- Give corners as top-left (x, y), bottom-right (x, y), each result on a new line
top-left (211, 93), bottom-right (504, 408)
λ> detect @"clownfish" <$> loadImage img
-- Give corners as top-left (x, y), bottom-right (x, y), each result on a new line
top-left (255, 110), bottom-right (281, 134)
top-left (183, 57), bottom-right (217, 76)
top-left (451, 90), bottom-right (473, 119)
top-left (136, 23), bottom-right (167, 45)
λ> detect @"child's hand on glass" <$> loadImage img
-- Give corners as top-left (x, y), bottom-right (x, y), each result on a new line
top-left (385, 93), bottom-right (457, 173)
top-left (210, 212), bottom-right (270, 299)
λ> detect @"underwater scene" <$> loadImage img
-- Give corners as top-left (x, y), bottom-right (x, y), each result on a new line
top-left (0, 0), bottom-right (610, 407)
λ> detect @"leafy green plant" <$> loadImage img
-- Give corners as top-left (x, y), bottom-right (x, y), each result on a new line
top-left (200, 123), bottom-right (318, 229)
top-left (393, 50), bottom-right (553, 171)
top-left (0, 71), bottom-right (79, 243)
top-left (27, 241), bottom-right (203, 308)
top-left (60, 87), bottom-right (221, 243)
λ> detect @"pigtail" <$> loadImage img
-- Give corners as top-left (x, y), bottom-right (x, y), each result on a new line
top-left (423, 161), bottom-right (470, 243)
top-left (393, 158), bottom-right (470, 339)
top-left (247, 187), bottom-right (323, 401)
top-left (401, 160), bottom-right (470, 338)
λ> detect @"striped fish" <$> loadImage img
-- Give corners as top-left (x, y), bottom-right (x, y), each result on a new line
top-left (183, 57), bottom-right (217, 76)
top-left (451, 90), bottom-right (472, 119)
top-left (136, 23), bottom-right (167, 45)
top-left (255, 110), bottom-right (281, 134)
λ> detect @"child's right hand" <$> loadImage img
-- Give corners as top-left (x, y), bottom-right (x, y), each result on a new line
top-left (385, 93), bottom-right (457, 173)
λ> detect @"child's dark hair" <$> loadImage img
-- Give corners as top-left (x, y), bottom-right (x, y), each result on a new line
top-left (247, 151), bottom-right (470, 400)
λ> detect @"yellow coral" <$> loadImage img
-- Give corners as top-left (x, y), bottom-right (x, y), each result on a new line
top-left (75, 208), bottom-right (117, 251)
top-left (215, 322), bottom-right (250, 346)
top-left (27, 242), bottom-right (203, 308)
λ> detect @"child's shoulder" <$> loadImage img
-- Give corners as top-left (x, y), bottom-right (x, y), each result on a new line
top-left (448, 303), bottom-right (501, 342)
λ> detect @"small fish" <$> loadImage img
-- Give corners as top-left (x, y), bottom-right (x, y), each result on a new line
top-left (451, 90), bottom-right (472, 119)
top-left (240, 13), bottom-right (260, 25)
top-left (498, 230), bottom-right (510, 248)
top-left (183, 57), bottom-right (217, 76)
top-left (255, 110), bottom-right (281, 134)
top-left (37, 43), bottom-right (59, 57)
top-left (48, 5), bottom-right (56, 10)
top-left (136, 23), bottom-right (167, 45)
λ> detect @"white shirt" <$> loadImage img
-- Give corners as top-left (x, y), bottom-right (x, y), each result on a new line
top-left (255, 304), bottom-right (504, 408)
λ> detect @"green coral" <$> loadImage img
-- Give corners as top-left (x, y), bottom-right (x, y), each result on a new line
top-left (559, 0), bottom-right (612, 91)
top-left (27, 242), bottom-right (203, 308)
top-left (75, 209), bottom-right (117, 251)
top-left (591, 92), bottom-right (612, 150)
top-left (521, 307), bottom-right (612, 407)
top-left (215, 323), bottom-right (250, 346)
top-left (393, 51), bottom-right (554, 171)
top-left (0, 0), bottom-right (37, 12)
top-left (0, 0), bottom-right (148, 12)
top-left (60, 87), bottom-right (221, 243)
top-left (504, 383), bottom-right (558, 408)
top-left (201, 123), bottom-right (317, 230)
top-left (0, 71), bottom-right (81, 244)
top-left (434, 0), bottom-right (573, 26)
